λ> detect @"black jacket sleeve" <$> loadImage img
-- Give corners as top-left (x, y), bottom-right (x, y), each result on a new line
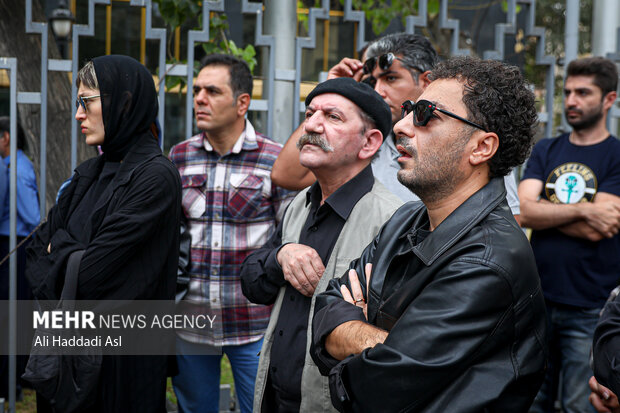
top-left (240, 219), bottom-right (288, 305)
top-left (593, 292), bottom-right (620, 395)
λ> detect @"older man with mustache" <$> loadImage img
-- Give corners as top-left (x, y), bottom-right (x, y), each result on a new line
top-left (240, 77), bottom-right (402, 412)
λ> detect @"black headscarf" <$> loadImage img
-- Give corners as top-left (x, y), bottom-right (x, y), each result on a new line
top-left (92, 55), bottom-right (158, 161)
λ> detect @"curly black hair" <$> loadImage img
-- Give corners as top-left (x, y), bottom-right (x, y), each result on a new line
top-left (430, 56), bottom-right (537, 178)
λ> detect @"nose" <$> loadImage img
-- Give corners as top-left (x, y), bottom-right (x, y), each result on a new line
top-left (374, 79), bottom-right (387, 99)
top-left (194, 88), bottom-right (208, 106)
top-left (393, 112), bottom-right (415, 140)
top-left (75, 104), bottom-right (86, 121)
top-left (565, 92), bottom-right (577, 108)
top-left (303, 111), bottom-right (324, 135)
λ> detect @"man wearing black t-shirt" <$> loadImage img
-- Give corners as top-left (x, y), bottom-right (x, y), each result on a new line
top-left (519, 57), bottom-right (620, 413)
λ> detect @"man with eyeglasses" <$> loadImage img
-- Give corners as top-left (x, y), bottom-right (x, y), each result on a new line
top-left (310, 56), bottom-right (547, 412)
top-left (519, 57), bottom-right (620, 413)
top-left (271, 33), bottom-right (522, 223)
top-left (168, 54), bottom-right (295, 413)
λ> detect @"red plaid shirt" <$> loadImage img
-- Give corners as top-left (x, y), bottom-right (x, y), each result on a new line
top-left (169, 121), bottom-right (295, 346)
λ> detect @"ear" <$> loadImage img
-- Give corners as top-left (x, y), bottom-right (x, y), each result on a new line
top-left (358, 128), bottom-right (383, 161)
top-left (235, 93), bottom-right (251, 116)
top-left (603, 90), bottom-right (617, 112)
top-left (469, 131), bottom-right (499, 167)
top-left (417, 70), bottom-right (433, 89)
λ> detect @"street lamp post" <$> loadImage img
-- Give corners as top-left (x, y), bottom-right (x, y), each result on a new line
top-left (49, 0), bottom-right (75, 59)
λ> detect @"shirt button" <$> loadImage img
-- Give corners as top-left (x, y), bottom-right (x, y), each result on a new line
top-left (216, 186), bottom-right (222, 191)
top-left (278, 330), bottom-right (283, 336)
top-left (213, 242), bottom-right (219, 247)
top-left (214, 213), bottom-right (221, 219)
top-left (211, 269), bottom-right (217, 275)
top-left (212, 298), bottom-right (217, 303)
top-left (309, 226), bottom-right (318, 232)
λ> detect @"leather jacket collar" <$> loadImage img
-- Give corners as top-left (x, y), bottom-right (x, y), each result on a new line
top-left (409, 177), bottom-right (508, 266)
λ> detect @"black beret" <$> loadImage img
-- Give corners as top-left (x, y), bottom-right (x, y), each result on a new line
top-left (305, 77), bottom-right (392, 139)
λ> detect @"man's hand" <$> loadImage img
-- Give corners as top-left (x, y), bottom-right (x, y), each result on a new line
top-left (340, 263), bottom-right (372, 319)
top-left (276, 243), bottom-right (325, 297)
top-left (327, 57), bottom-right (364, 81)
top-left (583, 197), bottom-right (620, 238)
top-left (590, 376), bottom-right (620, 412)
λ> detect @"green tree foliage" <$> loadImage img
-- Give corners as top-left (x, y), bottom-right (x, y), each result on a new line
top-left (153, 0), bottom-right (257, 92)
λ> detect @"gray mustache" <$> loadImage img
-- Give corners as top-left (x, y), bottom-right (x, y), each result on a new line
top-left (297, 133), bottom-right (334, 152)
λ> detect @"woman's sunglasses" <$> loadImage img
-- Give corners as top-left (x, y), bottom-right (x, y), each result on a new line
top-left (401, 99), bottom-right (487, 132)
top-left (75, 94), bottom-right (101, 113)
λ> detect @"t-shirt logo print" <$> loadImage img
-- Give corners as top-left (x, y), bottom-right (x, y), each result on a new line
top-left (545, 162), bottom-right (597, 204)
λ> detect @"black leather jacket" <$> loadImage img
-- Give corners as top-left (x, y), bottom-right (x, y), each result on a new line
top-left (311, 178), bottom-right (547, 412)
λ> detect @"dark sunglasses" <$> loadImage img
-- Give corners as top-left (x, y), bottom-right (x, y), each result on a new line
top-left (363, 52), bottom-right (422, 75)
top-left (401, 99), bottom-right (487, 132)
top-left (75, 94), bottom-right (101, 113)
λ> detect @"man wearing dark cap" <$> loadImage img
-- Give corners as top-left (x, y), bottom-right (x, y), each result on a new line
top-left (240, 77), bottom-right (402, 412)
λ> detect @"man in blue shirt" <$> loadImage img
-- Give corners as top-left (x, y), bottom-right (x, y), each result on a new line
top-left (0, 116), bottom-right (40, 399)
top-left (519, 57), bottom-right (620, 413)
top-left (0, 117), bottom-right (40, 238)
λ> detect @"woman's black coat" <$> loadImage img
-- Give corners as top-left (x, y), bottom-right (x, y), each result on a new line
top-left (25, 55), bottom-right (181, 412)
top-left (26, 135), bottom-right (181, 412)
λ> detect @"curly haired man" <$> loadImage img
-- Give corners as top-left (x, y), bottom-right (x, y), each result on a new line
top-left (310, 56), bottom-right (547, 412)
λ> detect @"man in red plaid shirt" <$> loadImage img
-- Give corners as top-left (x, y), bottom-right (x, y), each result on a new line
top-left (169, 54), bottom-right (294, 413)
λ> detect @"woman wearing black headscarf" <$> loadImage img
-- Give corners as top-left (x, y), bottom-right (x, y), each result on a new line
top-left (25, 55), bottom-right (181, 412)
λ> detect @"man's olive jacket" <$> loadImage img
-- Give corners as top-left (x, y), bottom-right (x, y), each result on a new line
top-left (312, 177), bottom-right (548, 413)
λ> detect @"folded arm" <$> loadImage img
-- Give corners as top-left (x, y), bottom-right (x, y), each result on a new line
top-left (519, 179), bottom-right (620, 240)
top-left (313, 258), bottom-right (514, 412)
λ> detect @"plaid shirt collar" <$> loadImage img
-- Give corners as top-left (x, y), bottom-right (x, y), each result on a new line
top-left (189, 120), bottom-right (259, 153)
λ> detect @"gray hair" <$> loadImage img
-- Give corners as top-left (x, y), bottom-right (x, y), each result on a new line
top-left (357, 108), bottom-right (376, 135)
top-left (366, 33), bottom-right (438, 81)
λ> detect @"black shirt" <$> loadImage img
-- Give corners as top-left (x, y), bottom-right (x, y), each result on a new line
top-left (240, 164), bottom-right (375, 412)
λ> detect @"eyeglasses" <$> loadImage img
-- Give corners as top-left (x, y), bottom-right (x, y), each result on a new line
top-left (363, 52), bottom-right (422, 75)
top-left (401, 99), bottom-right (487, 132)
top-left (75, 95), bottom-right (101, 113)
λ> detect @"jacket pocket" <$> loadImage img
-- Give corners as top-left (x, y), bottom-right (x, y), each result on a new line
top-left (181, 174), bottom-right (206, 218)
top-left (227, 173), bottom-right (266, 219)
